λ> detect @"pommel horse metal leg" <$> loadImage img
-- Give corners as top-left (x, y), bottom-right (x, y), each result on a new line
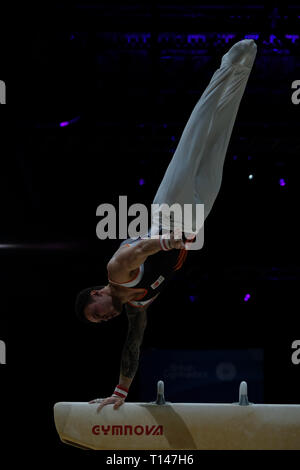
top-left (154, 380), bottom-right (166, 405)
top-left (233, 380), bottom-right (252, 406)
top-left (154, 379), bottom-right (252, 407)
top-left (54, 379), bottom-right (300, 450)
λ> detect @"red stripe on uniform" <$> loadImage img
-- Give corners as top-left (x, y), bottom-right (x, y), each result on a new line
top-left (162, 238), bottom-right (169, 250)
top-left (173, 249), bottom-right (188, 271)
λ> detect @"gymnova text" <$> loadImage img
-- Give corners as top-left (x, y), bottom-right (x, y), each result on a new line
top-left (0, 339), bottom-right (6, 364)
top-left (96, 196), bottom-right (204, 250)
top-left (92, 424), bottom-right (163, 436)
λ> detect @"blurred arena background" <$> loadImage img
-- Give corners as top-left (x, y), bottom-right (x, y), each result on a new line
top-left (0, 3), bottom-right (299, 453)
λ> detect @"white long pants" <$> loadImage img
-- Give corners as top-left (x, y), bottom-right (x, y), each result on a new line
top-left (151, 39), bottom-right (257, 236)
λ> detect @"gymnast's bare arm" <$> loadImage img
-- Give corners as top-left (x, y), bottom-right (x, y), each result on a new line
top-left (107, 233), bottom-right (185, 280)
top-left (89, 302), bottom-right (149, 411)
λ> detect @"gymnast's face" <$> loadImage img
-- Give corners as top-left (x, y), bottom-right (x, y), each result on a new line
top-left (84, 289), bottom-right (122, 323)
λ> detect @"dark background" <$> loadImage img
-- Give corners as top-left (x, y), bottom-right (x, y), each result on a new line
top-left (0, 2), bottom-right (300, 459)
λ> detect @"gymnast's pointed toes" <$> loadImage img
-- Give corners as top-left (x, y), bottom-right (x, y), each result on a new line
top-left (245, 39), bottom-right (257, 54)
top-left (234, 39), bottom-right (257, 50)
top-left (242, 38), bottom-right (257, 47)
top-left (221, 38), bottom-right (257, 68)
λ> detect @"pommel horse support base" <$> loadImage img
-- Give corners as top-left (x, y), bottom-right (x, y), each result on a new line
top-left (54, 381), bottom-right (300, 450)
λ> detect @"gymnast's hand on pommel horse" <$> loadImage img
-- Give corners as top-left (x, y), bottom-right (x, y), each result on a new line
top-left (74, 39), bottom-right (258, 411)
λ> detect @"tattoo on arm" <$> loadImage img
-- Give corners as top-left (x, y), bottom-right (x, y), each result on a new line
top-left (120, 305), bottom-right (148, 379)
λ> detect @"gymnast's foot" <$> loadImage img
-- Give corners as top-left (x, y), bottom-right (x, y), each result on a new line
top-left (221, 39), bottom-right (257, 69)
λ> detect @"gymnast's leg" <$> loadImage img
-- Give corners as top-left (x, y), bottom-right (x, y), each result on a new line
top-left (193, 39), bottom-right (257, 219)
top-left (151, 39), bottom-right (257, 234)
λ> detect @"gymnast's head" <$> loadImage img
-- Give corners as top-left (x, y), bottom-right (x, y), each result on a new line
top-left (75, 285), bottom-right (123, 324)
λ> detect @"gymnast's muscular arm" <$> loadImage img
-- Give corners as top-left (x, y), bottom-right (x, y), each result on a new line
top-left (90, 302), bottom-right (152, 411)
top-left (118, 302), bottom-right (149, 390)
top-left (107, 233), bottom-right (185, 279)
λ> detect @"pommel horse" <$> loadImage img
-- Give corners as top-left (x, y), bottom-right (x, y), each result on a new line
top-left (54, 380), bottom-right (300, 450)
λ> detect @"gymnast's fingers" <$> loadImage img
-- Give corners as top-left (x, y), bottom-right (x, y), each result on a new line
top-left (169, 231), bottom-right (185, 249)
top-left (113, 398), bottom-right (125, 409)
top-left (88, 398), bottom-right (101, 404)
top-left (173, 239), bottom-right (186, 249)
top-left (97, 396), bottom-right (122, 412)
top-left (97, 397), bottom-right (112, 412)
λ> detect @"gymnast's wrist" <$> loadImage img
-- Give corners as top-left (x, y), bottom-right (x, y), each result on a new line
top-left (159, 234), bottom-right (172, 251)
top-left (112, 384), bottom-right (129, 400)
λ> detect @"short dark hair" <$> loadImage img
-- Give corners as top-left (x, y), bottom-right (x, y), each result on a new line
top-left (75, 285), bottom-right (105, 324)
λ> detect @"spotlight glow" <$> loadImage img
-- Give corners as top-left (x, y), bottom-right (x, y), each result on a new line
top-left (59, 116), bottom-right (80, 127)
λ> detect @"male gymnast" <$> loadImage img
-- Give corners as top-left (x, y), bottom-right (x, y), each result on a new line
top-left (74, 38), bottom-right (257, 410)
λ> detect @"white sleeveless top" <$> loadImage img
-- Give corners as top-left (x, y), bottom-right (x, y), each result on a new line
top-left (108, 239), bottom-right (157, 307)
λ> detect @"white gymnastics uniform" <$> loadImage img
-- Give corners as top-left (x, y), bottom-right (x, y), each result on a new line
top-left (151, 39), bottom-right (257, 236)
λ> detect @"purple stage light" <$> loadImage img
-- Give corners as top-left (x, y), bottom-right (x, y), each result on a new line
top-left (279, 178), bottom-right (286, 186)
top-left (285, 34), bottom-right (299, 43)
top-left (244, 294), bottom-right (251, 302)
top-left (59, 116), bottom-right (80, 128)
top-left (189, 296), bottom-right (196, 302)
top-left (245, 34), bottom-right (259, 40)
top-left (187, 34), bottom-right (206, 44)
top-left (221, 33), bottom-right (235, 43)
top-left (139, 178), bottom-right (145, 186)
